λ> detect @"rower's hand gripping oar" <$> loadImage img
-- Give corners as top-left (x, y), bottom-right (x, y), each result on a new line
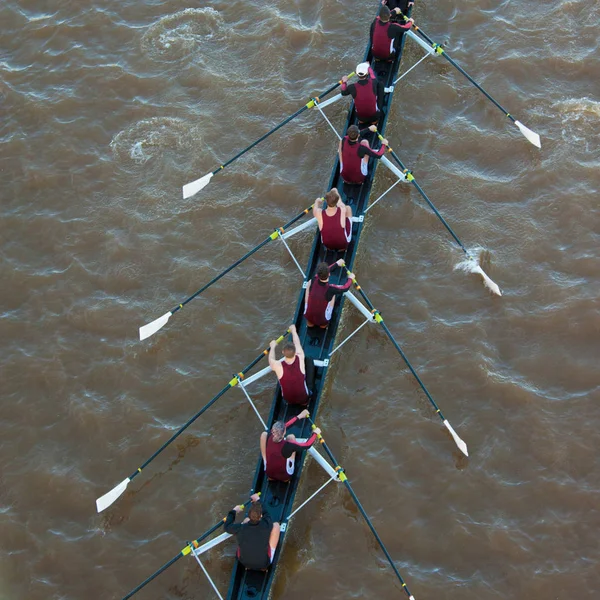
top-left (182, 72), bottom-right (355, 198)
top-left (401, 15), bottom-right (540, 148)
top-left (139, 205), bottom-right (314, 340)
top-left (95, 333), bottom-right (289, 512)
top-left (347, 274), bottom-right (469, 457)
top-left (375, 132), bottom-right (501, 296)
top-left (307, 420), bottom-right (417, 600)
top-left (121, 493), bottom-right (260, 600)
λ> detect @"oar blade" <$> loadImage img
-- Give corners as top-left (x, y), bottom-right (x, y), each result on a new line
top-left (443, 420), bottom-right (468, 457)
top-left (514, 120), bottom-right (541, 148)
top-left (96, 478), bottom-right (131, 513)
top-left (139, 312), bottom-right (173, 341)
top-left (182, 173), bottom-right (213, 199)
top-left (472, 265), bottom-right (502, 297)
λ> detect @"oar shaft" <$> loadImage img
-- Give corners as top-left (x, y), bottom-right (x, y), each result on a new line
top-left (170, 205), bottom-right (313, 315)
top-left (378, 138), bottom-right (467, 254)
top-left (122, 554), bottom-right (182, 600)
top-left (312, 432), bottom-right (414, 598)
top-left (212, 78), bottom-right (348, 175)
top-left (407, 20), bottom-right (514, 121)
top-left (128, 333), bottom-right (288, 482)
top-left (350, 281), bottom-right (446, 421)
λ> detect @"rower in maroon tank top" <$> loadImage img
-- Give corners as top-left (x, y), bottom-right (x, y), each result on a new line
top-left (269, 324), bottom-right (310, 406)
top-left (338, 125), bottom-right (388, 186)
top-left (304, 260), bottom-right (354, 328)
top-left (259, 409), bottom-right (319, 482)
top-left (314, 188), bottom-right (352, 251)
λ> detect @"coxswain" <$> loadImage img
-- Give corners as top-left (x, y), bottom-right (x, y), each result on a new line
top-left (338, 124), bottom-right (388, 186)
top-left (260, 409), bottom-right (320, 482)
top-left (304, 260), bottom-right (354, 328)
top-left (225, 494), bottom-right (281, 571)
top-left (314, 188), bottom-right (353, 252)
top-left (370, 6), bottom-right (414, 61)
top-left (269, 324), bottom-right (312, 406)
top-left (341, 62), bottom-right (384, 125)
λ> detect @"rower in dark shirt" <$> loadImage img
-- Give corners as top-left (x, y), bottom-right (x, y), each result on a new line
top-left (341, 62), bottom-right (385, 125)
top-left (370, 5), bottom-right (414, 61)
top-left (224, 496), bottom-right (281, 571)
top-left (338, 124), bottom-right (388, 185)
top-left (260, 409), bottom-right (320, 482)
top-left (383, 0), bottom-right (415, 20)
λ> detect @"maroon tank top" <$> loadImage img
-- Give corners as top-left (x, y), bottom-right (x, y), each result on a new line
top-left (321, 207), bottom-right (350, 250)
top-left (340, 136), bottom-right (366, 184)
top-left (354, 79), bottom-right (378, 121)
top-left (372, 18), bottom-right (394, 60)
top-left (280, 356), bottom-right (308, 405)
top-left (265, 435), bottom-right (289, 481)
top-left (304, 277), bottom-right (330, 327)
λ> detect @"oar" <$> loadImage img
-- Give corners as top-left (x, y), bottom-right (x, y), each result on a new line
top-left (122, 494), bottom-right (258, 599)
top-left (402, 16), bottom-right (540, 148)
top-left (307, 421), bottom-right (417, 600)
top-left (96, 332), bottom-right (288, 512)
top-left (376, 133), bottom-right (501, 296)
top-left (349, 276), bottom-right (468, 457)
top-left (139, 205), bottom-right (314, 340)
top-left (182, 72), bottom-right (355, 199)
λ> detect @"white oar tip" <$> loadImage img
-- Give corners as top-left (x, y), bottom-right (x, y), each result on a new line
top-left (515, 120), bottom-right (541, 149)
top-left (96, 478), bottom-right (131, 513)
top-left (139, 311), bottom-right (173, 341)
top-left (443, 420), bottom-right (469, 458)
top-left (182, 173), bottom-right (213, 199)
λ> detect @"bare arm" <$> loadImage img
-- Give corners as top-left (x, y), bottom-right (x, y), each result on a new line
top-left (289, 324), bottom-right (304, 359)
top-left (313, 197), bottom-right (324, 229)
top-left (269, 341), bottom-right (283, 378)
top-left (260, 431), bottom-right (268, 466)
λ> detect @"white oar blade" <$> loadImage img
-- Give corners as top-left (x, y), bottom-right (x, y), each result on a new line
top-left (443, 420), bottom-right (469, 457)
top-left (182, 172), bottom-right (213, 199)
top-left (472, 265), bottom-right (502, 297)
top-left (514, 120), bottom-right (541, 149)
top-left (139, 311), bottom-right (173, 341)
top-left (96, 478), bottom-right (131, 513)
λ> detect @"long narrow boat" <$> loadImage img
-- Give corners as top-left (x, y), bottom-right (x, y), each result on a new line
top-left (226, 5), bottom-right (414, 599)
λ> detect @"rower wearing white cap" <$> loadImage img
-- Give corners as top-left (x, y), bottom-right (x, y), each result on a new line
top-left (341, 62), bottom-right (384, 125)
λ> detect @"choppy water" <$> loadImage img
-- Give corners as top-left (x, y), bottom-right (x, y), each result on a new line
top-left (1, 0), bottom-right (599, 598)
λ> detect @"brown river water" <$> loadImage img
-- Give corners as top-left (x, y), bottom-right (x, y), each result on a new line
top-left (1, 0), bottom-right (599, 599)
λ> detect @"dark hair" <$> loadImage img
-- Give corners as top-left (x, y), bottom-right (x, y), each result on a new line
top-left (347, 125), bottom-right (360, 142)
top-left (325, 188), bottom-right (340, 207)
top-left (248, 501), bottom-right (262, 523)
top-left (282, 342), bottom-right (296, 357)
top-left (316, 262), bottom-right (329, 281)
top-left (379, 5), bottom-right (391, 21)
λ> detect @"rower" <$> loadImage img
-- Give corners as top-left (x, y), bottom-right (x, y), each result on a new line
top-left (225, 494), bottom-right (281, 571)
top-left (314, 188), bottom-right (352, 254)
top-left (382, 0), bottom-right (415, 22)
top-left (304, 260), bottom-right (354, 329)
top-left (338, 124), bottom-right (388, 186)
top-left (341, 62), bottom-right (384, 126)
top-left (269, 324), bottom-right (314, 406)
top-left (259, 409), bottom-right (320, 482)
top-left (370, 5), bottom-right (414, 61)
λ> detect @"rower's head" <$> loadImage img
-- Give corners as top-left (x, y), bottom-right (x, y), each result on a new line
top-left (347, 125), bottom-right (360, 142)
top-left (316, 262), bottom-right (330, 281)
top-left (248, 501), bottom-right (263, 523)
top-left (282, 342), bottom-right (296, 359)
top-left (379, 5), bottom-right (391, 22)
top-left (325, 188), bottom-right (340, 207)
top-left (271, 420), bottom-right (286, 443)
top-left (355, 62), bottom-right (370, 80)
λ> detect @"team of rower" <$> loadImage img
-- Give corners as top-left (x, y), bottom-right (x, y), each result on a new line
top-left (224, 2), bottom-right (416, 573)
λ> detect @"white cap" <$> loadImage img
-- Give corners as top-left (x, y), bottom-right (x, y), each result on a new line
top-left (355, 62), bottom-right (370, 77)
